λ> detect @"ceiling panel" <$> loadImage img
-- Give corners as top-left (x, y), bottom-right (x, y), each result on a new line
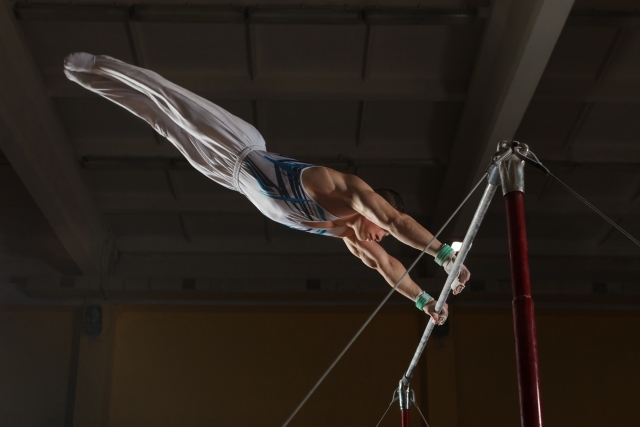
top-left (19, 21), bottom-right (134, 87)
top-left (170, 169), bottom-right (233, 196)
top-left (514, 101), bottom-right (585, 161)
top-left (603, 28), bottom-right (640, 81)
top-left (187, 213), bottom-right (265, 237)
top-left (258, 100), bottom-right (359, 155)
top-left (573, 0), bottom-right (640, 12)
top-left (84, 170), bottom-right (173, 195)
top-left (361, 101), bottom-right (462, 162)
top-left (210, 99), bottom-right (255, 125)
top-left (603, 215), bottom-right (640, 246)
top-left (54, 97), bottom-right (154, 138)
top-left (541, 26), bottom-right (619, 81)
top-left (107, 213), bottom-right (184, 236)
top-left (573, 103), bottom-right (640, 162)
top-left (255, 24), bottom-right (365, 77)
top-left (133, 22), bottom-right (248, 75)
top-left (367, 23), bottom-right (483, 79)
top-left (545, 167), bottom-right (640, 206)
top-left (525, 214), bottom-right (608, 241)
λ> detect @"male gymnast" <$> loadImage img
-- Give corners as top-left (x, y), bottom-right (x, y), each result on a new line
top-left (64, 53), bottom-right (470, 325)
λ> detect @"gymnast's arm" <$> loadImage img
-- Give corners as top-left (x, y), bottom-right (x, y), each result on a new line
top-left (343, 236), bottom-right (447, 324)
top-left (339, 173), bottom-right (470, 289)
top-left (339, 174), bottom-right (443, 254)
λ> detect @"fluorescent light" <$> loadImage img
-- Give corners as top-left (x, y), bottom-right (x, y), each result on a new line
top-left (451, 241), bottom-right (463, 252)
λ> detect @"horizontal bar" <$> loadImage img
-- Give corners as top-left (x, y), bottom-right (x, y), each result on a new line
top-left (403, 179), bottom-right (498, 382)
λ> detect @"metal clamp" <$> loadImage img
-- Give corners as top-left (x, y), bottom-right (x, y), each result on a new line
top-left (495, 140), bottom-right (529, 195)
top-left (398, 380), bottom-right (412, 410)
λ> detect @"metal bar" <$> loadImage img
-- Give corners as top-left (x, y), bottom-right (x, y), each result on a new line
top-left (402, 168), bottom-right (499, 383)
top-left (501, 144), bottom-right (543, 427)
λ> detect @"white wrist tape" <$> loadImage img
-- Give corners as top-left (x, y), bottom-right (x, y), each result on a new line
top-left (442, 257), bottom-right (457, 275)
top-left (443, 258), bottom-right (463, 291)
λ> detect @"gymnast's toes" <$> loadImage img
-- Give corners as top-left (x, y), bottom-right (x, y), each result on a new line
top-left (64, 52), bottom-right (95, 72)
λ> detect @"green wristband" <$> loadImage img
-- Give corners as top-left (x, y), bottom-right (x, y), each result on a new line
top-left (415, 292), bottom-right (434, 311)
top-left (434, 243), bottom-right (454, 266)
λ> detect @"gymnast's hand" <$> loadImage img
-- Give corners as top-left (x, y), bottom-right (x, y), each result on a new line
top-left (424, 299), bottom-right (449, 325)
top-left (443, 258), bottom-right (471, 295)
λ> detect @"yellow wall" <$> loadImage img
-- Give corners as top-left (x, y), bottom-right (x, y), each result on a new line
top-left (0, 307), bottom-right (77, 427)
top-left (2, 303), bottom-right (639, 427)
top-left (451, 307), bottom-right (640, 427)
top-left (107, 306), bottom-right (425, 427)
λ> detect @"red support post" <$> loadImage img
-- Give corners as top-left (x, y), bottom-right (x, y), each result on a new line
top-left (401, 409), bottom-right (411, 427)
top-left (504, 190), bottom-right (543, 427)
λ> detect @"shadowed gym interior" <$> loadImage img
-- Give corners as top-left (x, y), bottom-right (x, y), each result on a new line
top-left (0, 0), bottom-right (639, 426)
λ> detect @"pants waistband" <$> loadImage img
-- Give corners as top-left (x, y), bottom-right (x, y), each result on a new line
top-left (233, 145), bottom-right (263, 194)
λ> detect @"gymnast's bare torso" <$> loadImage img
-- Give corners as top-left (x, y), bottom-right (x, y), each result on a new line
top-left (64, 52), bottom-right (470, 324)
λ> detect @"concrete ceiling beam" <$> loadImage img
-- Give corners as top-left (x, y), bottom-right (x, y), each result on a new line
top-left (430, 0), bottom-right (575, 235)
top-left (0, 3), bottom-right (108, 275)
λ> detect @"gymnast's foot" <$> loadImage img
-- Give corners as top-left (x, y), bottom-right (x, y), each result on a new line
top-left (64, 52), bottom-right (95, 72)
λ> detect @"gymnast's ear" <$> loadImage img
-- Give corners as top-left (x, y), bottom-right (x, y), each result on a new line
top-left (373, 188), bottom-right (405, 213)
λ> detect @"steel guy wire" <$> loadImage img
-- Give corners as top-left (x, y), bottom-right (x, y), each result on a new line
top-left (515, 150), bottom-right (640, 248)
top-left (374, 390), bottom-right (399, 427)
top-left (280, 171), bottom-right (489, 427)
top-left (411, 394), bottom-right (432, 427)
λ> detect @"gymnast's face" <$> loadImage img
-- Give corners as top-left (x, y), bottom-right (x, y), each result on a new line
top-left (356, 216), bottom-right (389, 243)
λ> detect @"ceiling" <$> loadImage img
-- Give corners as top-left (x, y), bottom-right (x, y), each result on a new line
top-left (1, 0), bottom-right (639, 302)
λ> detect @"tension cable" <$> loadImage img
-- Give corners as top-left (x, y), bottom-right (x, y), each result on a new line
top-left (515, 149), bottom-right (640, 248)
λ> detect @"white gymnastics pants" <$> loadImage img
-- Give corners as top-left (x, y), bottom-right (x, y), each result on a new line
top-left (64, 53), bottom-right (266, 191)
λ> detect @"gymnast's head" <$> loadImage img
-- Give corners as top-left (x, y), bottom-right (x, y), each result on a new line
top-left (374, 188), bottom-right (405, 213)
top-left (352, 188), bottom-right (405, 242)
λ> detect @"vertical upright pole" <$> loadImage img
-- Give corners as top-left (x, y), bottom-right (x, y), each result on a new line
top-left (399, 382), bottom-right (411, 427)
top-left (499, 142), bottom-right (543, 427)
top-left (401, 409), bottom-right (411, 427)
